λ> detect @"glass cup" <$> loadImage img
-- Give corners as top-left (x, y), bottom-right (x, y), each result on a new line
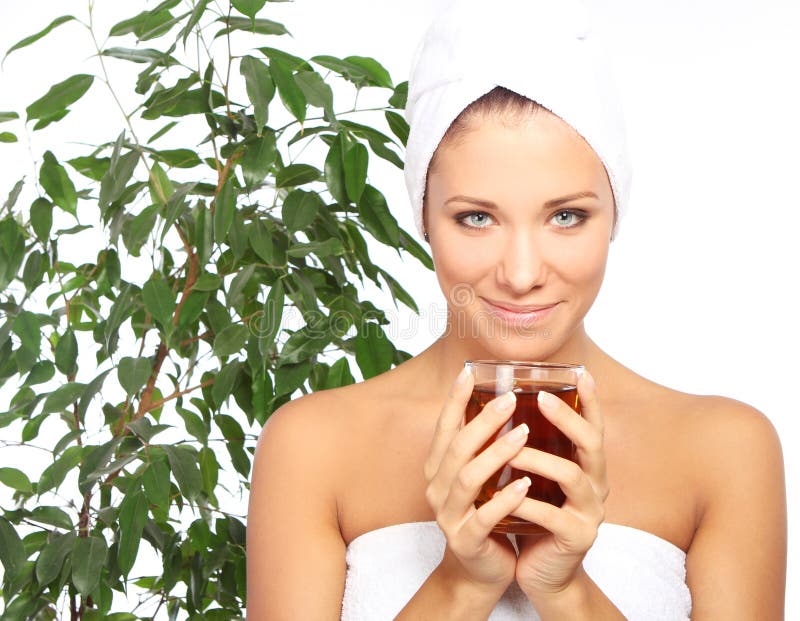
top-left (464, 360), bottom-right (584, 535)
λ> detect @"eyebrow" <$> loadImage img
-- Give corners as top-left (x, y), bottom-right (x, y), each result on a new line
top-left (444, 191), bottom-right (599, 210)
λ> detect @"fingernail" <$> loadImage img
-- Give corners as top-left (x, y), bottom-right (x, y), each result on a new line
top-left (583, 371), bottom-right (595, 391)
top-left (456, 367), bottom-right (469, 385)
top-left (513, 476), bottom-right (532, 493)
top-left (506, 423), bottom-right (529, 445)
top-left (538, 390), bottom-right (559, 407)
top-left (495, 391), bottom-right (516, 412)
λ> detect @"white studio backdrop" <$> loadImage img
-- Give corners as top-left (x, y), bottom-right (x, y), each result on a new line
top-left (0, 0), bottom-right (797, 617)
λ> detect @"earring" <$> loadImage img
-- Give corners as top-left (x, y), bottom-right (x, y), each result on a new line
top-left (424, 231), bottom-right (430, 242)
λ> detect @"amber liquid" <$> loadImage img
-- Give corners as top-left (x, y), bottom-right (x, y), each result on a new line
top-left (465, 380), bottom-right (582, 535)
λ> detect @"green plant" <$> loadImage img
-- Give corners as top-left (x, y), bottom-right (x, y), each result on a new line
top-left (0, 1), bottom-right (429, 618)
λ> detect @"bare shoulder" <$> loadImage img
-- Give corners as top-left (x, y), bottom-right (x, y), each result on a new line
top-left (683, 393), bottom-right (782, 457)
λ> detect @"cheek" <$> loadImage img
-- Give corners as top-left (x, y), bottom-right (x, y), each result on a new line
top-left (434, 239), bottom-right (492, 286)
top-left (551, 237), bottom-right (609, 286)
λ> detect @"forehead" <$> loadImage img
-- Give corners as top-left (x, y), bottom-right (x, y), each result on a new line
top-left (429, 111), bottom-right (611, 202)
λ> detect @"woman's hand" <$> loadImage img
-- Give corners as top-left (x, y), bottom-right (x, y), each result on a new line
top-left (423, 367), bottom-right (533, 595)
top-left (508, 371), bottom-right (610, 599)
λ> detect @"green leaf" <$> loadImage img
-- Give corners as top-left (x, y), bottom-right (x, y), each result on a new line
top-left (399, 228), bottom-right (434, 270)
top-left (99, 147), bottom-right (138, 214)
top-left (12, 310), bottom-right (40, 373)
top-left (324, 133), bottom-right (348, 206)
top-left (68, 155), bottom-right (110, 181)
top-left (3, 178), bottom-right (24, 211)
top-left (29, 506), bottom-right (72, 530)
top-left (29, 198), bottom-right (52, 240)
top-left (274, 359), bottom-right (310, 397)
top-left (257, 280), bottom-right (284, 355)
top-left (0, 111), bottom-right (19, 122)
top-left (148, 161), bottom-right (174, 205)
top-left (179, 0), bottom-right (210, 44)
top-left (379, 268), bottom-right (419, 313)
top-left (26, 74), bottom-right (94, 126)
top-left (324, 357), bottom-right (355, 389)
top-left (36, 531), bottom-right (75, 586)
top-left (389, 80), bottom-right (408, 109)
top-left (101, 47), bottom-right (176, 64)
top-left (0, 131), bottom-right (17, 143)
top-left (0, 516), bottom-right (26, 588)
top-left (227, 264), bottom-right (256, 309)
top-left (278, 327), bottom-right (329, 365)
top-left (213, 178), bottom-right (236, 241)
top-left (270, 58), bottom-right (306, 123)
top-left (216, 17), bottom-right (289, 38)
top-left (240, 55), bottom-right (274, 132)
top-left (310, 54), bottom-right (393, 89)
top-left (110, 8), bottom-right (178, 41)
top-left (71, 535), bottom-right (107, 597)
top-left (151, 148), bottom-right (202, 168)
top-left (118, 489), bottom-right (148, 576)
top-left (143, 459), bottom-right (170, 509)
top-left (276, 163), bottom-right (321, 188)
top-left (54, 328), bottom-right (78, 376)
top-left (355, 322), bottom-right (393, 379)
top-left (199, 447), bottom-right (219, 497)
top-left (213, 324), bottom-right (249, 358)
top-left (40, 151), bottom-right (78, 215)
top-left (147, 120), bottom-right (177, 144)
top-left (164, 445), bottom-right (202, 501)
top-left (0, 467), bottom-right (33, 493)
top-left (23, 360), bottom-right (55, 388)
top-left (177, 406), bottom-right (208, 445)
top-left (38, 446), bottom-right (82, 495)
top-left (343, 142), bottom-right (368, 203)
top-left (358, 184), bottom-right (400, 245)
top-left (385, 110), bottom-right (409, 146)
top-left (118, 356), bottom-right (152, 396)
top-left (241, 133), bottom-right (277, 188)
top-left (143, 277), bottom-right (176, 328)
top-left (294, 70), bottom-right (334, 120)
top-left (287, 238), bottom-right (344, 258)
top-left (212, 361), bottom-right (239, 406)
top-left (232, 0), bottom-right (267, 19)
top-left (282, 189), bottom-right (322, 233)
top-left (258, 46), bottom-right (311, 72)
top-left (4, 15), bottom-right (77, 61)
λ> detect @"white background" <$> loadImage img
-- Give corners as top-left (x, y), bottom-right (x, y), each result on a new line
top-left (1, 0), bottom-right (798, 617)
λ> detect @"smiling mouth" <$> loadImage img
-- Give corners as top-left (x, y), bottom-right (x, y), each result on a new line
top-left (479, 299), bottom-right (559, 326)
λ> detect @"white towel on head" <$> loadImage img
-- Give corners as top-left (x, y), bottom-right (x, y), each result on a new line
top-left (403, 0), bottom-right (632, 240)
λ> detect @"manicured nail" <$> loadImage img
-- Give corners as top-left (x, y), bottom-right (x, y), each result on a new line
top-left (456, 367), bottom-right (469, 385)
top-left (513, 476), bottom-right (532, 493)
top-left (583, 371), bottom-right (595, 391)
top-left (495, 391), bottom-right (516, 412)
top-left (538, 390), bottom-right (559, 408)
top-left (506, 423), bottom-right (529, 445)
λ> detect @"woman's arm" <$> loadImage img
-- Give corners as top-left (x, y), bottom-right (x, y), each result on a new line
top-left (686, 397), bottom-right (787, 620)
top-left (246, 394), bottom-right (346, 620)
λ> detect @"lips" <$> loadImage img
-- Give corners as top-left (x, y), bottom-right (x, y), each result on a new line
top-left (481, 298), bottom-right (559, 325)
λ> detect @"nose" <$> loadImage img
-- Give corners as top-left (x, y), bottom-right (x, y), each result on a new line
top-left (496, 229), bottom-right (546, 294)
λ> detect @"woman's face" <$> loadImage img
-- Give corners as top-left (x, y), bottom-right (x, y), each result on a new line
top-left (424, 109), bottom-right (615, 360)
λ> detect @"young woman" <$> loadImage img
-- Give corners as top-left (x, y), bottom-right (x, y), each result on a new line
top-left (246, 2), bottom-right (787, 619)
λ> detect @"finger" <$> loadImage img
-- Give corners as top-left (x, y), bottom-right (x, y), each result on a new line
top-left (506, 448), bottom-right (603, 522)
top-left (577, 370), bottom-right (602, 433)
top-left (536, 386), bottom-right (605, 488)
top-left (434, 390), bottom-right (516, 491)
top-left (510, 499), bottom-right (599, 551)
top-left (438, 422), bottom-right (529, 526)
top-left (424, 367), bottom-right (474, 482)
top-left (427, 390), bottom-right (517, 515)
top-left (458, 476), bottom-right (532, 546)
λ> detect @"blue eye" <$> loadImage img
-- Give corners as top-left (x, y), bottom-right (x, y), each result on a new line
top-left (455, 211), bottom-right (494, 229)
top-left (551, 210), bottom-right (588, 228)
